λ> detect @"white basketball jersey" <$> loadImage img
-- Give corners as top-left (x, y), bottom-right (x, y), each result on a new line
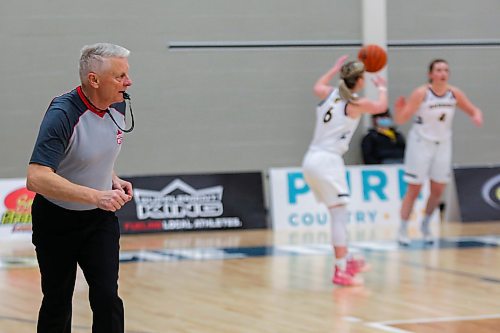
top-left (412, 87), bottom-right (456, 142)
top-left (307, 89), bottom-right (361, 155)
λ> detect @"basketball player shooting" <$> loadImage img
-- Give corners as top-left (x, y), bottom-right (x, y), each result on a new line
top-left (301, 54), bottom-right (388, 286)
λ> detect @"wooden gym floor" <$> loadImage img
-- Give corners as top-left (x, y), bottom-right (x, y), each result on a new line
top-left (0, 220), bottom-right (499, 333)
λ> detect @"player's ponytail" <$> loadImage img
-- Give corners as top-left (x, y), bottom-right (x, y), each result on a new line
top-left (338, 61), bottom-right (365, 102)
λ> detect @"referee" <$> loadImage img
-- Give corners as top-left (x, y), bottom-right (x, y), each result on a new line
top-left (27, 43), bottom-right (133, 333)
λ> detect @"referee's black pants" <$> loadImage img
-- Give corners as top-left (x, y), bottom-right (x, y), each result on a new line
top-left (31, 194), bottom-right (124, 333)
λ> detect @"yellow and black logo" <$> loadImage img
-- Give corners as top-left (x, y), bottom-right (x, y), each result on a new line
top-left (481, 174), bottom-right (500, 210)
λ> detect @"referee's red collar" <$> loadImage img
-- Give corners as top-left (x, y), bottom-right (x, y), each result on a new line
top-left (76, 86), bottom-right (107, 118)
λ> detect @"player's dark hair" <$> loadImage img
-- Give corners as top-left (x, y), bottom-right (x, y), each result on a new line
top-left (428, 59), bottom-right (448, 83)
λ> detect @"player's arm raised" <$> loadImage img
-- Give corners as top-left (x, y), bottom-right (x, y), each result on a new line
top-left (451, 86), bottom-right (483, 127)
top-left (393, 86), bottom-right (426, 125)
top-left (313, 55), bottom-right (349, 100)
top-left (349, 75), bottom-right (388, 116)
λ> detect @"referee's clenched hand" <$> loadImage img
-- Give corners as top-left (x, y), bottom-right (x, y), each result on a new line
top-left (96, 189), bottom-right (132, 211)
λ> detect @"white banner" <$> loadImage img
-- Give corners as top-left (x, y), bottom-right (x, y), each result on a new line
top-left (269, 165), bottom-right (439, 242)
top-left (0, 178), bottom-right (33, 240)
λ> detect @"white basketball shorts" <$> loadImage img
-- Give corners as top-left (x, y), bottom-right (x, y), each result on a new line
top-left (302, 150), bottom-right (350, 207)
top-left (403, 129), bottom-right (452, 185)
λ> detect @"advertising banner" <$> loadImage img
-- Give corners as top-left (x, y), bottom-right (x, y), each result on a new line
top-left (454, 165), bottom-right (500, 222)
top-left (116, 172), bottom-right (267, 234)
top-left (0, 171), bottom-right (267, 238)
top-left (0, 178), bottom-right (34, 240)
top-left (269, 165), bottom-right (439, 242)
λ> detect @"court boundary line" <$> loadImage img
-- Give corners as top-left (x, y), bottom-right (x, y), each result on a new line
top-left (366, 313), bottom-right (500, 333)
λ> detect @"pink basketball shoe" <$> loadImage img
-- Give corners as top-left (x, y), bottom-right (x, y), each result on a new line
top-left (346, 257), bottom-right (371, 275)
top-left (333, 267), bottom-right (364, 286)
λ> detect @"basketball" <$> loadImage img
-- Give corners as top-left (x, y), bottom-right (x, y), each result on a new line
top-left (357, 44), bottom-right (387, 73)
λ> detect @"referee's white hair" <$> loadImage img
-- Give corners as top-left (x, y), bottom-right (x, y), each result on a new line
top-left (79, 43), bottom-right (130, 83)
